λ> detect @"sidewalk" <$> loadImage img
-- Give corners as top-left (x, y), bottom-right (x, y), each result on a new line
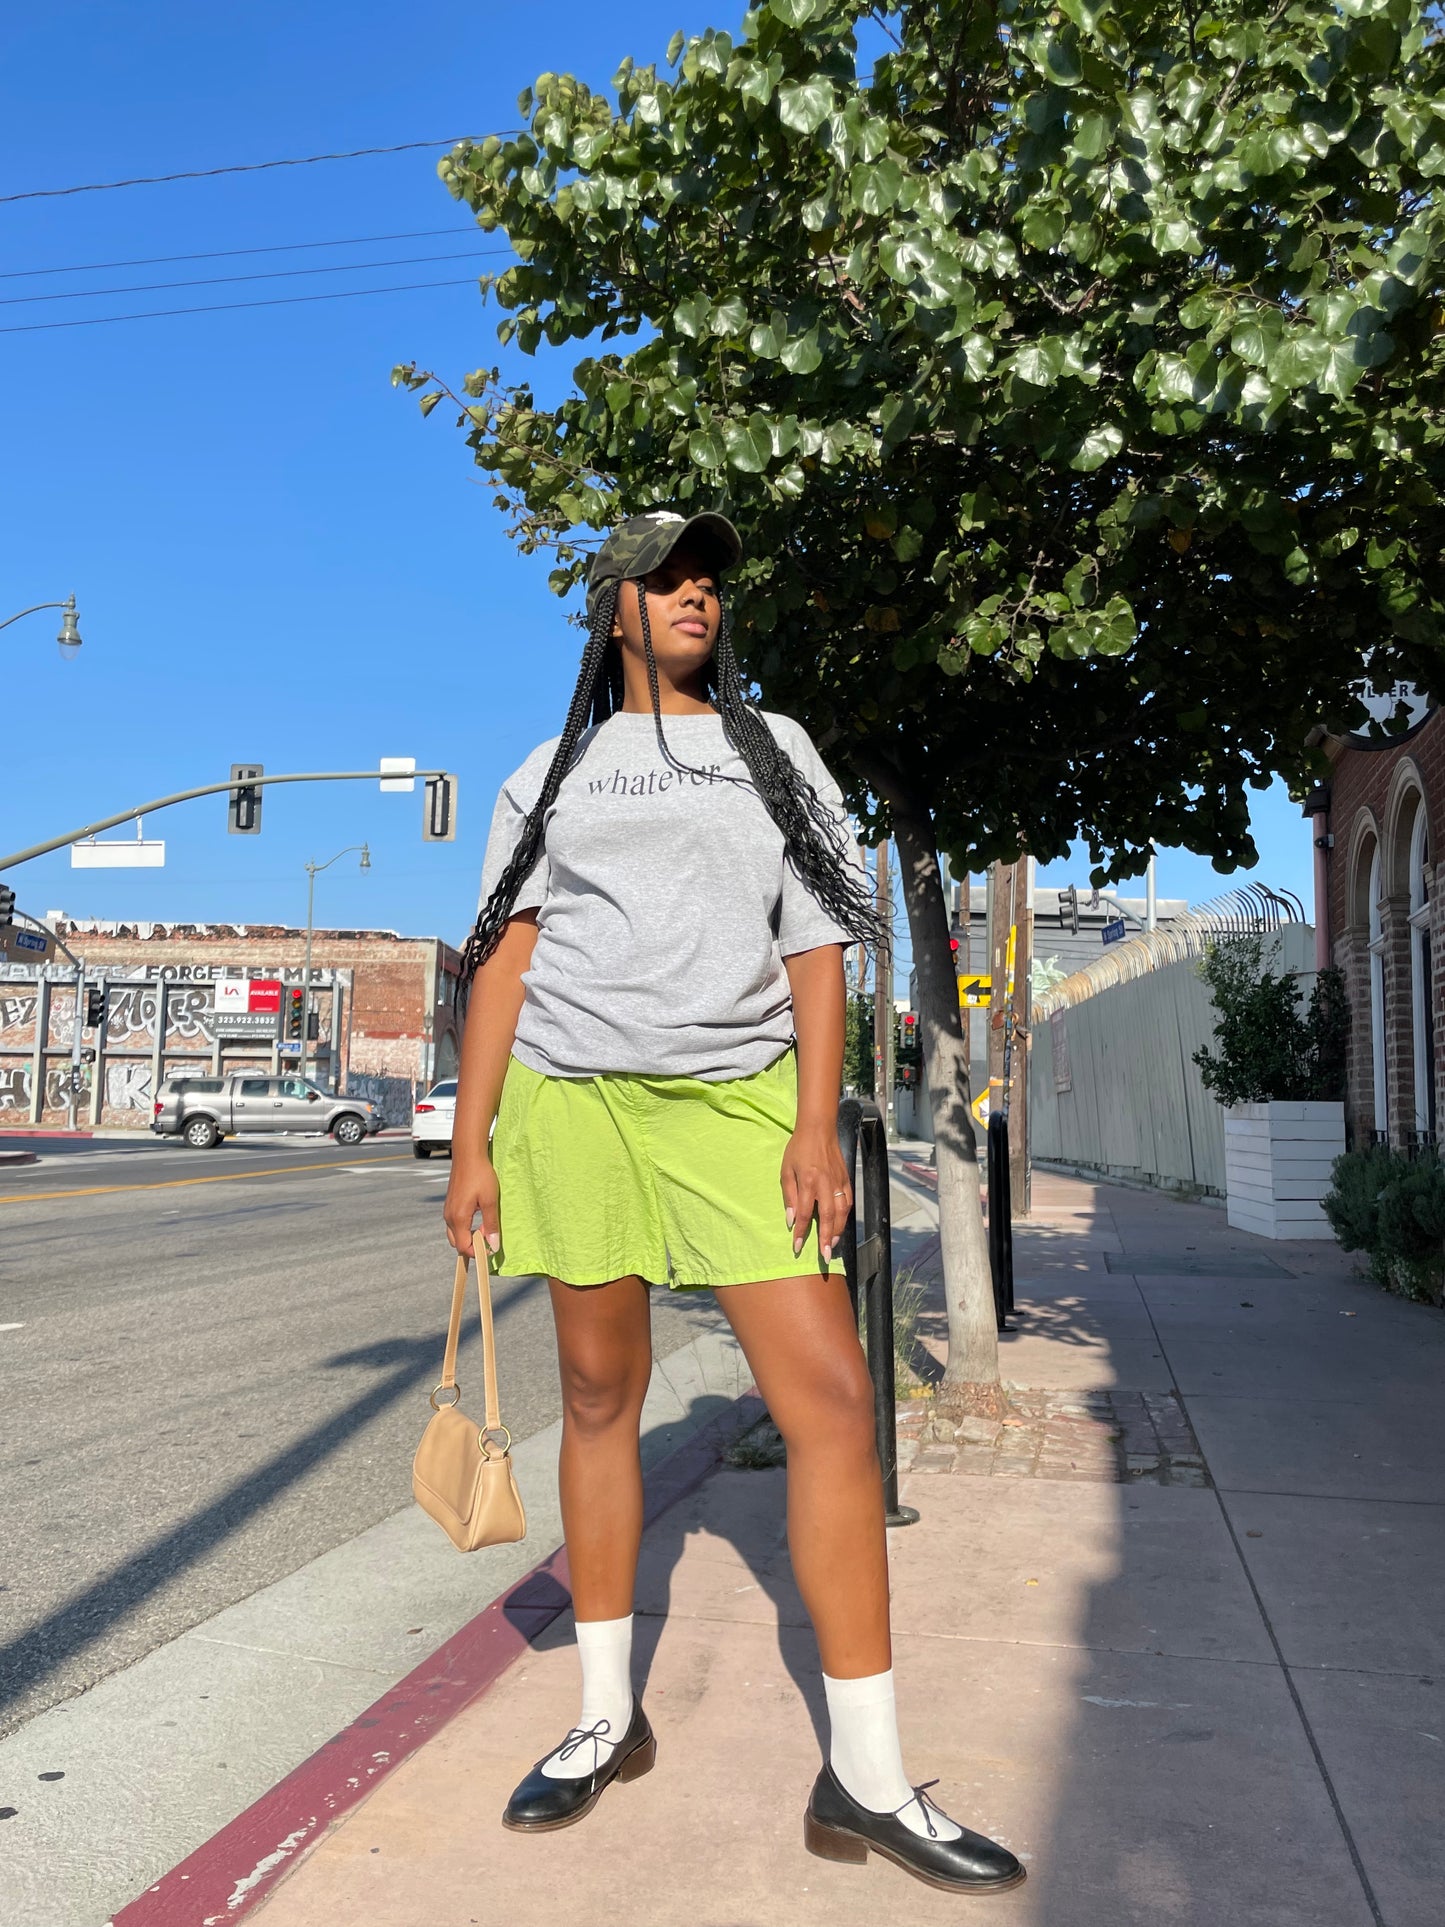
top-left (133, 1162), bottom-right (1443, 1927)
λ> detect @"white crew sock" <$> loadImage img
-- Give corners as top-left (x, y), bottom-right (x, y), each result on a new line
top-left (823, 1668), bottom-right (963, 1842)
top-left (540, 1614), bottom-right (635, 1780)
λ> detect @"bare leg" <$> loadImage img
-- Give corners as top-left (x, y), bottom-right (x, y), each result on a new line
top-left (718, 1272), bottom-right (890, 1678)
top-left (717, 1273), bottom-right (987, 1851)
top-left (502, 1275), bottom-right (658, 1817)
top-left (549, 1274), bottom-right (654, 1620)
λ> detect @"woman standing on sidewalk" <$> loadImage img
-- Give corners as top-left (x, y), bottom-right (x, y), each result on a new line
top-left (443, 510), bottom-right (1023, 1897)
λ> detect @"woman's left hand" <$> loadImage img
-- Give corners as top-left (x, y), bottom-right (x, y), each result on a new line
top-left (781, 1123), bottom-right (853, 1262)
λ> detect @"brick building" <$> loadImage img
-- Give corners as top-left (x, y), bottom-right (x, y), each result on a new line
top-left (1309, 693), bottom-right (1441, 1150)
top-left (0, 921), bottom-right (461, 1130)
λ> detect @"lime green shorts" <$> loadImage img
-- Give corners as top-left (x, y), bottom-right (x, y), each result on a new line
top-left (486, 1044), bottom-right (839, 1290)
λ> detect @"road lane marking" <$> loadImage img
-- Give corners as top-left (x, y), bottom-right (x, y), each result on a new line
top-left (0, 1322), bottom-right (24, 1331)
top-left (0, 1154), bottom-right (414, 1204)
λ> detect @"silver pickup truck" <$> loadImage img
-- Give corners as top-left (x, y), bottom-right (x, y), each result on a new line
top-left (151, 1072), bottom-right (381, 1149)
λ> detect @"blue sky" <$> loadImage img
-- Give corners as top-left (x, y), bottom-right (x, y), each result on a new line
top-left (1, 0), bottom-right (1312, 957)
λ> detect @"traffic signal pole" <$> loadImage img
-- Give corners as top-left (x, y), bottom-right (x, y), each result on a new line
top-left (0, 768), bottom-right (458, 872)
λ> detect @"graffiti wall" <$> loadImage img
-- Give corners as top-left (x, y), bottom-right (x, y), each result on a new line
top-left (342, 1072), bottom-right (415, 1128)
top-left (0, 962), bottom-right (346, 1129)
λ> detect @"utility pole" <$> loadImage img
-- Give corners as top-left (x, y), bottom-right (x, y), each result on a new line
top-left (987, 860), bottom-right (1013, 1115)
top-left (1013, 858), bottom-right (1034, 1218)
top-left (957, 869), bottom-right (971, 1066)
top-left (301, 844), bottom-right (370, 1083)
top-left (987, 859), bottom-right (1033, 1217)
top-left (873, 839), bottom-right (893, 1130)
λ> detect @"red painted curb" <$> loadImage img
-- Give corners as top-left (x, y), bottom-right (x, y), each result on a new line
top-left (0, 1128), bottom-right (93, 1139)
top-left (113, 1390), bottom-right (766, 1927)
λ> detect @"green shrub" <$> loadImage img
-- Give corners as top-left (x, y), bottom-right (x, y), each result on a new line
top-left (1377, 1153), bottom-right (1445, 1265)
top-left (1193, 938), bottom-right (1348, 1105)
top-left (1323, 1145), bottom-right (1445, 1307)
top-left (1305, 968), bottom-right (1350, 1101)
top-left (1322, 1144), bottom-right (1407, 1252)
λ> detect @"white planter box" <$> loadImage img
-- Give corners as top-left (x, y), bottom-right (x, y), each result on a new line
top-left (1223, 1102), bottom-right (1346, 1239)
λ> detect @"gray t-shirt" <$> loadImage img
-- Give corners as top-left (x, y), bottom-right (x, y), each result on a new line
top-left (478, 708), bottom-right (862, 1082)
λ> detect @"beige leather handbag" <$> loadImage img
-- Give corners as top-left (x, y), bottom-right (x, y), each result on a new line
top-left (412, 1241), bottom-right (527, 1552)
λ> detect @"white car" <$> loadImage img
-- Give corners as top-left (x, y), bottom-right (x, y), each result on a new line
top-left (412, 1079), bottom-right (457, 1158)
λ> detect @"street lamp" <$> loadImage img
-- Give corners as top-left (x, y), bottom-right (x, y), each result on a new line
top-left (0, 593), bottom-right (83, 660)
top-left (300, 843), bottom-right (370, 1083)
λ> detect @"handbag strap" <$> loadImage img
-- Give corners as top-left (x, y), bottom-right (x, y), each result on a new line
top-left (438, 1241), bottom-right (503, 1435)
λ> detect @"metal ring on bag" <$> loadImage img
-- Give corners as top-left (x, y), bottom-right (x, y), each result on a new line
top-left (479, 1423), bottom-right (513, 1457)
top-left (429, 1383), bottom-right (461, 1411)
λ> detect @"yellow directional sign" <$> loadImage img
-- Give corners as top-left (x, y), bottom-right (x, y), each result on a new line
top-left (957, 972), bottom-right (992, 1008)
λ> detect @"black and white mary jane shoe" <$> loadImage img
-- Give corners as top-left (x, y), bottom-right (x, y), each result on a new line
top-left (804, 1764), bottom-right (1026, 1894)
top-left (502, 1700), bottom-right (656, 1833)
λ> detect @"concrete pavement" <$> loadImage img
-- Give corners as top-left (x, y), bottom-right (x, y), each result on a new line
top-left (205, 1164), bottom-right (1444, 1927)
top-left (0, 1137), bottom-right (726, 1739)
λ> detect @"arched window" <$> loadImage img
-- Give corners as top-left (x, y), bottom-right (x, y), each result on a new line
top-left (1367, 842), bottom-right (1388, 1135)
top-left (1408, 805), bottom-right (1435, 1140)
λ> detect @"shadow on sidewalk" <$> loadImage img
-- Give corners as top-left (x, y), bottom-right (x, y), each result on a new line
top-left (0, 1278), bottom-right (546, 1720)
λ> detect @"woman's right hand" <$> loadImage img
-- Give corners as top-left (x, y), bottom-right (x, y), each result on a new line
top-left (444, 1152), bottom-right (501, 1260)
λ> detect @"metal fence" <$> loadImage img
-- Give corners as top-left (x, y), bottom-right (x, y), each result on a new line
top-left (1030, 918), bottom-right (1317, 1196)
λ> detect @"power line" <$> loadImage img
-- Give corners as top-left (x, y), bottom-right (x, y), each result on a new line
top-left (0, 275), bottom-right (484, 335)
top-left (0, 136), bottom-right (487, 204)
top-left (0, 226), bottom-right (484, 282)
top-left (0, 245), bottom-right (510, 308)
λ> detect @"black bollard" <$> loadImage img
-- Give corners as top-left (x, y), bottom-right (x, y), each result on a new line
top-left (838, 1097), bottom-right (921, 1529)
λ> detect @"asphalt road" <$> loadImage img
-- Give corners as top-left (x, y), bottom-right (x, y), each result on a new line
top-left (0, 1133), bottom-right (726, 1740)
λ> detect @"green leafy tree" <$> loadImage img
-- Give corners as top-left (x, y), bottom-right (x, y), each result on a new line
top-left (844, 990), bottom-right (876, 1093)
top-left (397, 0), bottom-right (1444, 1406)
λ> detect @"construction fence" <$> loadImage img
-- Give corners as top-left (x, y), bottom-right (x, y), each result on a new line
top-left (1028, 922), bottom-right (1317, 1197)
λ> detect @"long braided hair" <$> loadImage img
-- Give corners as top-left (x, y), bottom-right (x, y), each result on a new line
top-left (458, 574), bottom-right (888, 1006)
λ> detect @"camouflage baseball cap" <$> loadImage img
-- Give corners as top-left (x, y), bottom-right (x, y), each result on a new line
top-left (586, 509), bottom-right (742, 617)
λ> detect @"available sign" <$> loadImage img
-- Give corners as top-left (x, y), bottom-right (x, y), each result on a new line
top-left (215, 978), bottom-right (282, 1014)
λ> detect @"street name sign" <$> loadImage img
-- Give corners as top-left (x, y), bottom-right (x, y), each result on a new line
top-left (1, 927), bottom-right (51, 957)
top-left (1101, 919), bottom-right (1128, 945)
top-left (71, 837), bottom-right (165, 868)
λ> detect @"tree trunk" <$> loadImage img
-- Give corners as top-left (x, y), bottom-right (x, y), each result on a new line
top-left (856, 756), bottom-right (1003, 1414)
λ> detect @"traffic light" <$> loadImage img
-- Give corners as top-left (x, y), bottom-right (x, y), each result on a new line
top-left (896, 1010), bottom-right (922, 1071)
top-left (0, 884), bottom-right (14, 928)
top-left (228, 764), bottom-right (264, 835)
top-left (286, 987), bottom-right (304, 1039)
top-left (84, 984), bottom-right (106, 1029)
top-left (424, 772), bottom-right (457, 842)
top-left (1062, 884), bottom-right (1080, 935)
